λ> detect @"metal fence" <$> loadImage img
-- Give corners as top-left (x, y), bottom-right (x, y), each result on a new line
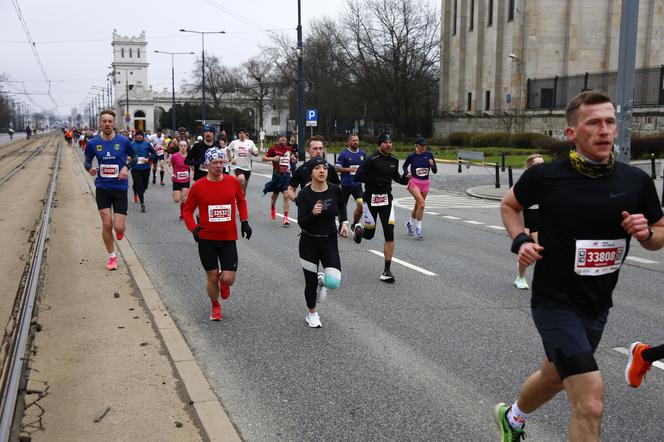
top-left (527, 65), bottom-right (664, 109)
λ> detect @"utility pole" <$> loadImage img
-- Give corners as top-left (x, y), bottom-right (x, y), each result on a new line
top-left (296, 0), bottom-right (305, 161)
top-left (615, 0), bottom-right (639, 164)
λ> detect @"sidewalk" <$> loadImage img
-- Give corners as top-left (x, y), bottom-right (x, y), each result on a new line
top-left (21, 146), bottom-right (204, 441)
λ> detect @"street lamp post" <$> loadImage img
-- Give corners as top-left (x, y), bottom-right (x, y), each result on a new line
top-left (154, 50), bottom-right (195, 132)
top-left (179, 29), bottom-right (225, 124)
top-left (91, 86), bottom-right (107, 108)
top-left (296, 0), bottom-right (305, 161)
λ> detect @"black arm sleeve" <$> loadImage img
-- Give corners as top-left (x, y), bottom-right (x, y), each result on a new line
top-left (291, 165), bottom-right (303, 190)
top-left (336, 186), bottom-right (348, 223)
top-left (393, 161), bottom-right (409, 185)
top-left (328, 165), bottom-right (341, 185)
top-left (184, 146), bottom-right (200, 166)
top-left (296, 188), bottom-right (316, 227)
top-left (354, 157), bottom-right (372, 184)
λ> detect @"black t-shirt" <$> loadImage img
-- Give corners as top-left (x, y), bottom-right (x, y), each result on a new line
top-left (355, 150), bottom-right (408, 201)
top-left (291, 160), bottom-right (340, 190)
top-left (296, 183), bottom-right (347, 236)
top-left (514, 158), bottom-right (663, 315)
top-left (185, 141), bottom-right (214, 180)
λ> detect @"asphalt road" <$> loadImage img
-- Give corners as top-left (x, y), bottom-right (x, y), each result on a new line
top-left (91, 154), bottom-right (664, 441)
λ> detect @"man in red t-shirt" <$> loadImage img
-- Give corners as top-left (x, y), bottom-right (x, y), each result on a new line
top-left (183, 147), bottom-right (252, 321)
top-left (261, 134), bottom-right (295, 226)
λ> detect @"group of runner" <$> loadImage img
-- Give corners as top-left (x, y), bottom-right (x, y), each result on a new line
top-left (83, 95), bottom-right (664, 438)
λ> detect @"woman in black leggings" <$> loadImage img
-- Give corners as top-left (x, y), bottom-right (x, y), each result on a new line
top-left (296, 157), bottom-right (350, 328)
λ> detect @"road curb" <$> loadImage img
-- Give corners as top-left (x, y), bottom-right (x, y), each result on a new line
top-left (74, 148), bottom-right (241, 442)
top-left (466, 186), bottom-right (503, 201)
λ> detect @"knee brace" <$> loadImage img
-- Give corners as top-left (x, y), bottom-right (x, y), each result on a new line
top-left (324, 268), bottom-right (341, 289)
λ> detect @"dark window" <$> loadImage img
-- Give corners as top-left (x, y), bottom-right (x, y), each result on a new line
top-left (129, 48), bottom-right (133, 58)
top-left (137, 49), bottom-right (140, 58)
top-left (453, 0), bottom-right (457, 35)
top-left (485, 90), bottom-right (491, 110)
top-left (508, 0), bottom-right (515, 21)
top-left (488, 0), bottom-right (493, 26)
top-left (540, 88), bottom-right (554, 108)
top-left (469, 0), bottom-right (474, 31)
top-left (467, 92), bottom-right (473, 111)
top-left (121, 48), bottom-right (125, 58)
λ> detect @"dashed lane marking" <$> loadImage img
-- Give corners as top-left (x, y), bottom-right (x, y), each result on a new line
top-left (487, 225), bottom-right (506, 230)
top-left (368, 250), bottom-right (437, 276)
top-left (276, 212), bottom-right (298, 223)
top-left (394, 191), bottom-right (500, 210)
top-left (626, 256), bottom-right (659, 265)
top-left (613, 347), bottom-right (664, 371)
top-left (425, 211), bottom-right (440, 215)
top-left (464, 220), bottom-right (485, 225)
top-left (442, 215), bottom-right (461, 220)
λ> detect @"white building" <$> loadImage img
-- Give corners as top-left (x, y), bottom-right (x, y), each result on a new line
top-left (110, 30), bottom-right (289, 134)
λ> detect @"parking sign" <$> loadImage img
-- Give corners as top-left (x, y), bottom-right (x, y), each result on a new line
top-left (306, 108), bottom-right (318, 127)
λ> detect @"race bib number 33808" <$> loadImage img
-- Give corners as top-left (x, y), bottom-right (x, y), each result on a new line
top-left (208, 204), bottom-right (232, 222)
top-left (574, 239), bottom-right (626, 276)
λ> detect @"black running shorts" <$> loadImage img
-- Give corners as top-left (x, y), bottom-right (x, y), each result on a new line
top-left (95, 188), bottom-right (128, 215)
top-left (532, 305), bottom-right (608, 379)
top-left (342, 185), bottom-right (363, 204)
top-left (234, 169), bottom-right (252, 180)
top-left (197, 239), bottom-right (238, 272)
top-left (172, 181), bottom-right (190, 191)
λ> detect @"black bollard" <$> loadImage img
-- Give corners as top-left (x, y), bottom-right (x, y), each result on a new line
top-left (508, 166), bottom-right (513, 187)
top-left (501, 152), bottom-right (506, 172)
top-left (458, 161), bottom-right (462, 173)
top-left (651, 154), bottom-right (656, 180)
top-left (495, 163), bottom-right (500, 188)
top-left (334, 152), bottom-right (337, 164)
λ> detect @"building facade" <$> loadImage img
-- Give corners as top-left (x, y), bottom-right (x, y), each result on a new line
top-left (109, 30), bottom-right (289, 134)
top-left (436, 0), bottom-right (664, 137)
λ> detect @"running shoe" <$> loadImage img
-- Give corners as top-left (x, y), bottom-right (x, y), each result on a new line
top-left (106, 255), bottom-right (118, 271)
top-left (626, 341), bottom-right (652, 388)
top-left (141, 204), bottom-right (146, 213)
top-left (270, 206), bottom-right (276, 221)
top-left (380, 270), bottom-right (395, 283)
top-left (283, 217), bottom-right (290, 227)
top-left (152, 177), bottom-right (156, 184)
top-left (219, 280), bottom-right (231, 300)
top-left (133, 194), bottom-right (139, 203)
top-left (353, 224), bottom-right (363, 244)
top-left (160, 181), bottom-right (165, 186)
top-left (209, 303), bottom-right (222, 321)
top-left (115, 230), bottom-right (124, 241)
top-left (513, 276), bottom-right (529, 290)
top-left (316, 272), bottom-right (327, 303)
top-left (493, 403), bottom-right (526, 441)
top-left (416, 227), bottom-right (424, 240)
top-left (305, 312), bottom-right (322, 328)
top-left (405, 220), bottom-right (414, 236)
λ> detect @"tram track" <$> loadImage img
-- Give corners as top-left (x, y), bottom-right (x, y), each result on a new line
top-left (0, 140), bottom-right (61, 441)
top-left (0, 139), bottom-right (50, 188)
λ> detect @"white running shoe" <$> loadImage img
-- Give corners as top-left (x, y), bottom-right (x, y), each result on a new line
top-left (405, 220), bottom-right (414, 236)
top-left (415, 227), bottom-right (423, 240)
top-left (316, 272), bottom-right (327, 303)
top-left (306, 312), bottom-right (322, 328)
top-left (514, 276), bottom-right (530, 290)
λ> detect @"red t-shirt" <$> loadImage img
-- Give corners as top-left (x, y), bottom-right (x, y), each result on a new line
top-left (266, 144), bottom-right (292, 174)
top-left (183, 175), bottom-right (248, 241)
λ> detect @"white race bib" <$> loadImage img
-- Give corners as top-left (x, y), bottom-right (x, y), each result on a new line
top-left (574, 239), bottom-right (626, 276)
top-left (100, 164), bottom-right (119, 178)
top-left (416, 167), bottom-right (429, 177)
top-left (208, 204), bottom-right (232, 223)
top-left (371, 193), bottom-right (389, 207)
top-left (137, 156), bottom-right (148, 164)
top-left (156, 147), bottom-right (164, 155)
top-left (176, 171), bottom-right (189, 180)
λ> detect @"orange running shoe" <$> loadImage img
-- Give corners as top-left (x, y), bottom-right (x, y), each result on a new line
top-left (270, 205), bottom-right (276, 221)
top-left (219, 280), bottom-right (231, 300)
top-left (133, 194), bottom-right (138, 203)
top-left (209, 303), bottom-right (222, 321)
top-left (626, 341), bottom-right (652, 388)
top-left (106, 256), bottom-right (118, 271)
top-left (115, 230), bottom-right (124, 240)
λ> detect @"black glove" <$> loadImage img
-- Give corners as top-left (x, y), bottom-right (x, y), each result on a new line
top-left (241, 220), bottom-right (252, 240)
top-left (193, 226), bottom-right (202, 243)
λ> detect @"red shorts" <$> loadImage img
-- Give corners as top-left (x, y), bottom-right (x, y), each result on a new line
top-left (408, 177), bottom-right (430, 193)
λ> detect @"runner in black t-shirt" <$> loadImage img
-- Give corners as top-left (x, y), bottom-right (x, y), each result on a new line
top-left (495, 91), bottom-right (664, 441)
top-left (185, 124), bottom-right (216, 181)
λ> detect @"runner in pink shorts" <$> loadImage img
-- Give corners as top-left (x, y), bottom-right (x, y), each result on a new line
top-left (167, 140), bottom-right (192, 220)
top-left (402, 137), bottom-right (437, 240)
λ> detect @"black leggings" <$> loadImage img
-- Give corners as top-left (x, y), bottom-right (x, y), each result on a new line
top-left (299, 234), bottom-right (341, 309)
top-left (643, 343), bottom-right (664, 363)
top-left (131, 169), bottom-right (150, 203)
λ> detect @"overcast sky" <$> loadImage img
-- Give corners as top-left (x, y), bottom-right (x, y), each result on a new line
top-left (2, 0), bottom-right (435, 117)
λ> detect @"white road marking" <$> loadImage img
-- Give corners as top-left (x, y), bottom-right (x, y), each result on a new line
top-left (252, 172), bottom-right (273, 179)
top-left (369, 250), bottom-right (437, 276)
top-left (464, 220), bottom-right (485, 225)
top-left (613, 347), bottom-right (664, 370)
top-left (626, 256), bottom-right (659, 265)
top-left (276, 212), bottom-right (298, 223)
top-left (487, 225), bottom-right (506, 230)
top-left (394, 191), bottom-right (499, 210)
top-left (442, 215), bottom-right (461, 220)
top-left (424, 211), bottom-right (440, 215)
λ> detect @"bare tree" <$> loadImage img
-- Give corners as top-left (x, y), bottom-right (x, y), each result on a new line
top-left (186, 55), bottom-right (242, 112)
top-left (337, 0), bottom-right (440, 135)
top-left (242, 56), bottom-right (278, 131)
